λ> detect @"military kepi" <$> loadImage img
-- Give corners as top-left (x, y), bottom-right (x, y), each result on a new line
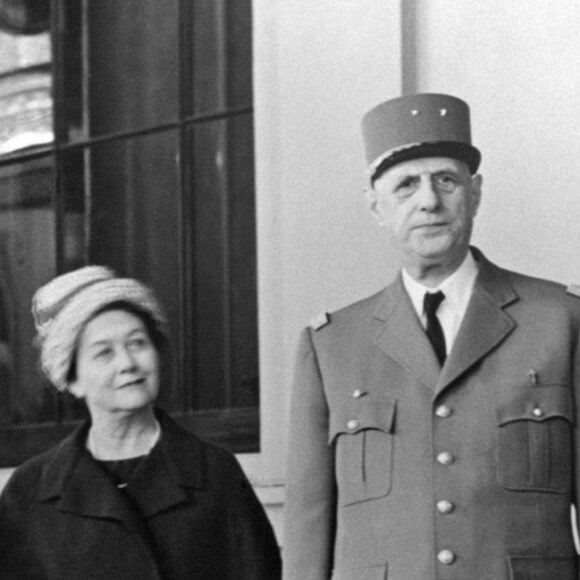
top-left (361, 93), bottom-right (481, 181)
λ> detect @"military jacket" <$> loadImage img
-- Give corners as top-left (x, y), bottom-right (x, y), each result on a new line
top-left (283, 249), bottom-right (580, 580)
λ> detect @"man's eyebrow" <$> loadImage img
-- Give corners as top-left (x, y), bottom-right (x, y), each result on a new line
top-left (391, 171), bottom-right (420, 182)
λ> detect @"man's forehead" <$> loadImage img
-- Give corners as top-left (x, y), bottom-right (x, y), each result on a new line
top-left (385, 157), bottom-right (468, 179)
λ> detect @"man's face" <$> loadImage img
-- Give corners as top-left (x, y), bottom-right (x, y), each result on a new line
top-left (369, 157), bottom-right (482, 270)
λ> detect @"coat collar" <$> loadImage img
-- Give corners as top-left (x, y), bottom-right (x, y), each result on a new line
top-left (37, 409), bottom-right (206, 521)
top-left (372, 247), bottom-right (518, 393)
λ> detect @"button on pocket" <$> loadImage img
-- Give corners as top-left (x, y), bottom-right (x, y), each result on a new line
top-left (496, 384), bottom-right (573, 493)
top-left (329, 399), bottom-right (396, 506)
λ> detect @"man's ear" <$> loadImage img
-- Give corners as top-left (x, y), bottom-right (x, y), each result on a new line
top-left (365, 187), bottom-right (385, 227)
top-left (470, 173), bottom-right (483, 215)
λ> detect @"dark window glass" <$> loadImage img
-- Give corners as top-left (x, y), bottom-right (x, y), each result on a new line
top-left (85, 0), bottom-right (180, 139)
top-left (189, 0), bottom-right (253, 116)
top-left (0, 156), bottom-right (56, 427)
top-left (189, 113), bottom-right (258, 410)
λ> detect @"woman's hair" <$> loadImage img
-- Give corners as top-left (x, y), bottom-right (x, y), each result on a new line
top-left (65, 300), bottom-right (168, 384)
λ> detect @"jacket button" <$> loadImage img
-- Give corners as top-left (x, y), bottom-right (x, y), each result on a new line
top-left (437, 550), bottom-right (455, 565)
top-left (437, 500), bottom-right (454, 514)
top-left (437, 451), bottom-right (454, 466)
top-left (532, 407), bottom-right (543, 417)
top-left (347, 419), bottom-right (359, 430)
top-left (435, 405), bottom-right (452, 418)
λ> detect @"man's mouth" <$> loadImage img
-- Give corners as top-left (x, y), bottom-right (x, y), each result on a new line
top-left (413, 222), bottom-right (448, 231)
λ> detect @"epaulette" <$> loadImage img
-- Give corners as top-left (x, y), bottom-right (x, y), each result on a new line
top-left (310, 312), bottom-right (330, 331)
top-left (566, 284), bottom-right (580, 298)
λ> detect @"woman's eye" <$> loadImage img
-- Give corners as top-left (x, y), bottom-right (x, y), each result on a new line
top-left (95, 348), bottom-right (112, 359)
top-left (129, 336), bottom-right (149, 349)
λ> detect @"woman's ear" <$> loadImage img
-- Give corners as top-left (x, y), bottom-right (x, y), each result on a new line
top-left (67, 380), bottom-right (85, 400)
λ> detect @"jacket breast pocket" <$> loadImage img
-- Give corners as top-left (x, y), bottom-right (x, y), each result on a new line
top-left (496, 384), bottom-right (573, 493)
top-left (329, 399), bottom-right (396, 506)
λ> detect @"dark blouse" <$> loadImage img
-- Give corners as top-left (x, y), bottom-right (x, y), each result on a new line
top-left (98, 453), bottom-right (166, 574)
top-left (99, 454), bottom-right (148, 490)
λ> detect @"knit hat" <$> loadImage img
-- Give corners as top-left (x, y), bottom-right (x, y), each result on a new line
top-left (32, 266), bottom-right (167, 391)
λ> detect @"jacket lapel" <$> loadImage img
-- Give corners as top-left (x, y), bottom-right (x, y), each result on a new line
top-left (372, 275), bottom-right (441, 391)
top-left (436, 252), bottom-right (518, 394)
top-left (371, 252), bottom-right (518, 394)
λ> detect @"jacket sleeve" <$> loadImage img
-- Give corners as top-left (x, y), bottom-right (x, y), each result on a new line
top-left (283, 327), bottom-right (336, 580)
top-left (572, 326), bottom-right (580, 577)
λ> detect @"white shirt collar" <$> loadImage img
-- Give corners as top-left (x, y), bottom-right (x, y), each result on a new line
top-left (401, 250), bottom-right (479, 352)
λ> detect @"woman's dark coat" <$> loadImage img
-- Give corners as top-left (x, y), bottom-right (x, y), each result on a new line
top-left (0, 410), bottom-right (281, 579)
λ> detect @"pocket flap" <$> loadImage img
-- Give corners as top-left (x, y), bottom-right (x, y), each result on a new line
top-left (332, 562), bottom-right (388, 580)
top-left (329, 399), bottom-right (396, 444)
top-left (508, 555), bottom-right (577, 579)
top-left (496, 384), bottom-right (573, 426)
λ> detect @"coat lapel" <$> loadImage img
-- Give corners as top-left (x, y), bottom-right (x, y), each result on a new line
top-left (37, 412), bottom-right (206, 523)
top-left (372, 275), bottom-right (441, 390)
top-left (436, 252), bottom-right (518, 394)
top-left (129, 413), bottom-right (205, 518)
top-left (37, 423), bottom-right (142, 530)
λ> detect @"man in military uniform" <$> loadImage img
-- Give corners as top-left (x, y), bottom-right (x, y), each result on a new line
top-left (283, 93), bottom-right (580, 580)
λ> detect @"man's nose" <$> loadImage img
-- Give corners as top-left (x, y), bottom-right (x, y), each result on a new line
top-left (416, 176), bottom-right (440, 211)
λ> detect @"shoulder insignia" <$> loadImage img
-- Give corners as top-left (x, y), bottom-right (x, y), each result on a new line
top-left (566, 284), bottom-right (580, 298)
top-left (310, 312), bottom-right (330, 331)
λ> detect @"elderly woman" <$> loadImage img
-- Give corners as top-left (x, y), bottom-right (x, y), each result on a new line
top-left (0, 266), bottom-right (281, 579)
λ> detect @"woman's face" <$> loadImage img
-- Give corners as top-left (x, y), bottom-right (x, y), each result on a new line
top-left (68, 309), bottom-right (160, 418)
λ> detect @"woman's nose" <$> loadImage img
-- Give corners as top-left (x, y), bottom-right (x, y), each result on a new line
top-left (117, 347), bottom-right (137, 371)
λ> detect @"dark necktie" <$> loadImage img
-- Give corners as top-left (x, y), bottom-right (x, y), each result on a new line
top-left (423, 291), bottom-right (446, 365)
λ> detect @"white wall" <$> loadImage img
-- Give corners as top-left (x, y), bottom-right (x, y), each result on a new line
top-left (249, 0), bottom-right (402, 540)
top-left (411, 0), bottom-right (580, 283)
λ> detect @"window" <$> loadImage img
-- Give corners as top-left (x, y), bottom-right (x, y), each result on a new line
top-left (0, 0), bottom-right (258, 466)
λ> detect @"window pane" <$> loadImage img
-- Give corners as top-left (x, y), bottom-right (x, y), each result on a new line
top-left (88, 130), bottom-right (182, 410)
top-left (61, 148), bottom-right (87, 271)
top-left (62, 0), bottom-right (180, 142)
top-left (58, 0), bottom-right (84, 143)
top-left (0, 155), bottom-right (57, 425)
top-left (0, 26), bottom-right (52, 154)
top-left (188, 112), bottom-right (258, 410)
top-left (189, 0), bottom-right (253, 116)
